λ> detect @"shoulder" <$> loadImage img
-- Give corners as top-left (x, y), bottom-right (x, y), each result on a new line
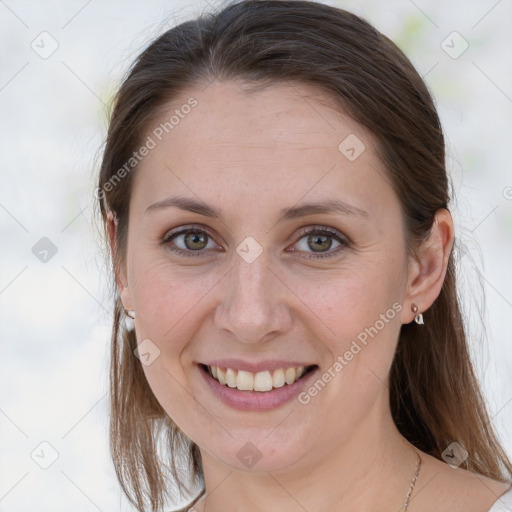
top-left (172, 491), bottom-right (206, 512)
top-left (412, 451), bottom-right (512, 512)
top-left (485, 487), bottom-right (512, 512)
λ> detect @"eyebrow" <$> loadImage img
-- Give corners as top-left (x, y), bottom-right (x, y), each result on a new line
top-left (145, 195), bottom-right (368, 221)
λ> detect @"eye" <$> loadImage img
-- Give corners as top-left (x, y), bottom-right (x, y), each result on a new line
top-left (162, 225), bottom-right (350, 259)
top-left (162, 226), bottom-right (220, 256)
top-left (290, 226), bottom-right (350, 259)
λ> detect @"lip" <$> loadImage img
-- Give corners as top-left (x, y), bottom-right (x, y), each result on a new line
top-left (202, 359), bottom-right (315, 373)
top-left (197, 362), bottom-right (319, 411)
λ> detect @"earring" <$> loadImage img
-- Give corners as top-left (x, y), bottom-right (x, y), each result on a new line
top-left (125, 309), bottom-right (135, 319)
top-left (411, 304), bottom-right (424, 325)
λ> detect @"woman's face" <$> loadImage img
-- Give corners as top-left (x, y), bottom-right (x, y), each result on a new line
top-left (119, 79), bottom-right (414, 473)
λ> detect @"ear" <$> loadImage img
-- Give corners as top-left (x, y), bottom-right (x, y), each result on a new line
top-left (402, 208), bottom-right (454, 324)
top-left (106, 211), bottom-right (134, 311)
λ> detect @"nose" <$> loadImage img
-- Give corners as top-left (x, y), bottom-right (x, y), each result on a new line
top-left (213, 250), bottom-right (293, 344)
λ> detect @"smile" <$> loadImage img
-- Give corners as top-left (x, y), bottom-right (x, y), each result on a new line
top-left (200, 363), bottom-right (317, 392)
top-left (197, 359), bottom-right (320, 411)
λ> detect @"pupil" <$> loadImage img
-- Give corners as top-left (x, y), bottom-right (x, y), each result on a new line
top-left (308, 234), bottom-right (331, 252)
top-left (185, 232), bottom-right (207, 250)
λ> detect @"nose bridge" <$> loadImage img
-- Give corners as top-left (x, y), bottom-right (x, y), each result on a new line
top-left (234, 251), bottom-right (269, 302)
top-left (215, 247), bottom-right (289, 343)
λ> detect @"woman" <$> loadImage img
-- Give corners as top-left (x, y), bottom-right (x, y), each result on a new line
top-left (96, 1), bottom-right (512, 510)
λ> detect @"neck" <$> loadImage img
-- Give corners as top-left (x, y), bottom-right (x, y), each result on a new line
top-left (195, 390), bottom-right (419, 512)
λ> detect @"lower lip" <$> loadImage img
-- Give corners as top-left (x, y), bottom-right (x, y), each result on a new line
top-left (198, 364), bottom-right (319, 411)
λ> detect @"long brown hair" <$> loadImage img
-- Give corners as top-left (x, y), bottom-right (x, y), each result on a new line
top-left (95, 1), bottom-right (512, 510)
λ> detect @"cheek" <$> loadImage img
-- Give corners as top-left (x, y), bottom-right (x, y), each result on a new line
top-left (130, 245), bottom-right (405, 360)
top-left (294, 271), bottom-right (403, 433)
top-left (129, 263), bottom-right (209, 427)
top-left (285, 262), bottom-right (405, 403)
top-left (130, 256), bottom-right (221, 345)
top-left (287, 260), bottom-right (403, 338)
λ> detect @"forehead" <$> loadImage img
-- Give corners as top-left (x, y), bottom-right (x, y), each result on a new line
top-left (131, 79), bottom-right (395, 220)
top-left (163, 79), bottom-right (368, 155)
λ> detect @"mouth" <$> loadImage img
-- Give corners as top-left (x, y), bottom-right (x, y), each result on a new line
top-left (199, 363), bottom-right (318, 392)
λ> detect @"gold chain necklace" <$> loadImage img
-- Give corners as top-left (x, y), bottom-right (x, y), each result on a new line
top-left (402, 450), bottom-right (422, 511)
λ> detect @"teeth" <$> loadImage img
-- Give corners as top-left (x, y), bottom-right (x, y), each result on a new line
top-left (285, 367), bottom-right (297, 384)
top-left (217, 367), bottom-right (226, 385)
top-left (226, 368), bottom-right (237, 388)
top-left (273, 368), bottom-right (285, 388)
top-left (236, 370), bottom-right (254, 391)
top-left (207, 365), bottom-right (308, 392)
top-left (254, 371), bottom-right (273, 392)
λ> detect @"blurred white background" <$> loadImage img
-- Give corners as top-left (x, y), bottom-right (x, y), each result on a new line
top-left (1, 0), bottom-right (511, 510)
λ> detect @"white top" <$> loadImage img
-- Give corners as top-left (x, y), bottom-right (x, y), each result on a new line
top-left (488, 488), bottom-right (512, 511)
top-left (179, 488), bottom-right (512, 512)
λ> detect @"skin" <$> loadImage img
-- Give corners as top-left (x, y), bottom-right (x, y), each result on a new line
top-left (109, 80), bottom-right (511, 511)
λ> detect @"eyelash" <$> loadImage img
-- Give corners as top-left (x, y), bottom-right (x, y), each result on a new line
top-left (162, 225), bottom-right (351, 259)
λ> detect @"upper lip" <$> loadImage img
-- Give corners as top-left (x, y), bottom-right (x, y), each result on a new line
top-left (200, 359), bottom-right (316, 373)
